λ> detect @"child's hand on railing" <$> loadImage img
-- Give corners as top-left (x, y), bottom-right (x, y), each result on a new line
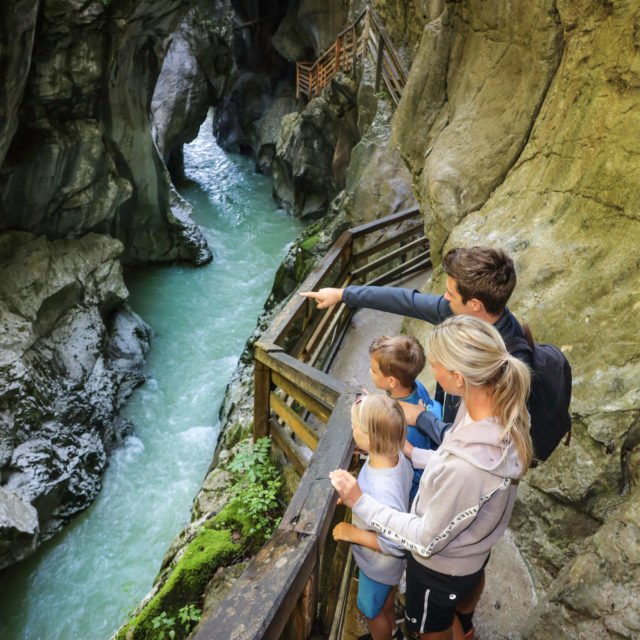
top-left (300, 288), bottom-right (344, 309)
top-left (333, 521), bottom-right (357, 543)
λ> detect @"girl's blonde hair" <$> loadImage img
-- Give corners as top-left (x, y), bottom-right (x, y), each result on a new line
top-left (427, 315), bottom-right (533, 469)
top-left (352, 394), bottom-right (406, 457)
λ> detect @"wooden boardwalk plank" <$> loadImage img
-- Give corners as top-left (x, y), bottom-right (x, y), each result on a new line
top-left (192, 529), bottom-right (317, 640)
top-left (279, 393), bottom-right (356, 536)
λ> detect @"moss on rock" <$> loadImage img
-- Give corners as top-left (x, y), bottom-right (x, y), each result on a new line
top-left (116, 498), bottom-right (257, 640)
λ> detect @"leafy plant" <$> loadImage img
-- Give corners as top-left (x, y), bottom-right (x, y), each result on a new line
top-left (227, 437), bottom-right (271, 481)
top-left (227, 438), bottom-right (282, 539)
top-left (150, 604), bottom-right (201, 639)
top-left (178, 604), bottom-right (201, 634)
top-left (151, 611), bottom-right (176, 639)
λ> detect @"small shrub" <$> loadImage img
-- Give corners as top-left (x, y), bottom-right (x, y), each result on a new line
top-left (149, 604), bottom-right (201, 640)
top-left (150, 611), bottom-right (176, 639)
top-left (178, 603), bottom-right (201, 634)
top-left (227, 438), bottom-right (282, 540)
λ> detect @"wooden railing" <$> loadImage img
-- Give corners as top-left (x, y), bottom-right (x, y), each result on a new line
top-left (296, 6), bottom-right (407, 105)
top-left (194, 206), bottom-right (429, 640)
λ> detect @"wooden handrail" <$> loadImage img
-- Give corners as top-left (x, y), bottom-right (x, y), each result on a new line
top-left (350, 205), bottom-right (420, 236)
top-left (260, 230), bottom-right (353, 347)
top-left (194, 393), bottom-right (356, 640)
top-left (200, 206), bottom-right (431, 638)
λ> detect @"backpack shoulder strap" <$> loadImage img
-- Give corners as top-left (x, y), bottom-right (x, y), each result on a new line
top-left (504, 321), bottom-right (534, 356)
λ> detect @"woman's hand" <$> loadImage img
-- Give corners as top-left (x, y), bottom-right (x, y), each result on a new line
top-left (329, 469), bottom-right (362, 508)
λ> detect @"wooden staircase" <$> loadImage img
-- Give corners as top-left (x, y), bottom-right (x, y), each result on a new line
top-left (296, 6), bottom-right (408, 106)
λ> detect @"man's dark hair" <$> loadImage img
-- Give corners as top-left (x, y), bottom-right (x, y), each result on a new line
top-left (442, 247), bottom-right (516, 315)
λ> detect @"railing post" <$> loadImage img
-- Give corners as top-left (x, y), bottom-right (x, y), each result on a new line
top-left (362, 7), bottom-right (370, 59)
top-left (254, 346), bottom-right (271, 441)
top-left (335, 35), bottom-right (342, 73)
top-left (296, 63), bottom-right (300, 100)
top-left (375, 32), bottom-right (385, 92)
top-left (284, 570), bottom-right (318, 638)
top-left (351, 24), bottom-right (357, 73)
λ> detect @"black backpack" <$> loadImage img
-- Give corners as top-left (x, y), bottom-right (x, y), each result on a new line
top-left (505, 325), bottom-right (572, 462)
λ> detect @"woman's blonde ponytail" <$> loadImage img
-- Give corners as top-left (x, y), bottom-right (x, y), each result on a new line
top-left (492, 355), bottom-right (532, 469)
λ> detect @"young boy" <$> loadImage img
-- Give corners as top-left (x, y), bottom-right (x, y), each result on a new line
top-left (369, 335), bottom-right (442, 500)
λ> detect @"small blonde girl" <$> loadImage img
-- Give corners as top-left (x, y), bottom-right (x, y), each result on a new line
top-left (333, 394), bottom-right (413, 640)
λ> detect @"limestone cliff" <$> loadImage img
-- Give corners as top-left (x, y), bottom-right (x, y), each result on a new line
top-left (151, 0), bottom-right (234, 182)
top-left (212, 0), bottom-right (298, 174)
top-left (0, 0), bottom-right (211, 265)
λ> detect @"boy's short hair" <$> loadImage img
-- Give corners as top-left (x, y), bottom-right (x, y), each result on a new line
top-left (443, 246), bottom-right (516, 315)
top-left (369, 335), bottom-right (426, 388)
top-left (353, 395), bottom-right (406, 457)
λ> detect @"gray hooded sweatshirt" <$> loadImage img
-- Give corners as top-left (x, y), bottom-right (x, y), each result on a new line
top-left (352, 405), bottom-right (525, 576)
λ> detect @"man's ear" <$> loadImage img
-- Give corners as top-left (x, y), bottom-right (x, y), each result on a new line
top-left (388, 376), bottom-right (398, 390)
top-left (469, 297), bottom-right (485, 314)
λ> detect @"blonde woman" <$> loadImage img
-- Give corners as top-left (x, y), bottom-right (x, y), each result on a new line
top-left (333, 394), bottom-right (413, 640)
top-left (330, 316), bottom-right (532, 640)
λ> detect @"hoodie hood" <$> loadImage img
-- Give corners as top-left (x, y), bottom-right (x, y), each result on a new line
top-left (439, 405), bottom-right (525, 481)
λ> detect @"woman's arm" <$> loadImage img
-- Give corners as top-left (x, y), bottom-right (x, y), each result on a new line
top-left (403, 439), bottom-right (437, 470)
top-left (331, 462), bottom-right (485, 558)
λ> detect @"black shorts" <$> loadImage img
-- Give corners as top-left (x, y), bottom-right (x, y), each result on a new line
top-left (404, 555), bottom-right (485, 634)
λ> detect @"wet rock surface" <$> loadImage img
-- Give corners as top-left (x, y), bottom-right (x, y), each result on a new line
top-left (0, 0), bottom-right (211, 265)
top-left (272, 75), bottom-right (360, 218)
top-left (151, 0), bottom-right (234, 182)
top-left (0, 233), bottom-right (151, 568)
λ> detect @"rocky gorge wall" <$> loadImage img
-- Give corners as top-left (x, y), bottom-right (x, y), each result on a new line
top-left (0, 0), bottom-right (218, 567)
top-left (393, 1), bottom-right (640, 637)
top-left (2, 0), bottom-right (639, 637)
top-left (0, 232), bottom-right (151, 568)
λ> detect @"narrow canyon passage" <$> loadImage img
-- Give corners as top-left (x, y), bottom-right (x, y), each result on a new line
top-left (0, 116), bottom-right (305, 640)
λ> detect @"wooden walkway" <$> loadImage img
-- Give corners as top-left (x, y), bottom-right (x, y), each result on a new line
top-left (296, 6), bottom-right (407, 105)
top-left (193, 207), bottom-right (430, 639)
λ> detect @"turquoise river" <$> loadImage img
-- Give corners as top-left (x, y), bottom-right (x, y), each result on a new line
top-left (0, 116), bottom-right (306, 639)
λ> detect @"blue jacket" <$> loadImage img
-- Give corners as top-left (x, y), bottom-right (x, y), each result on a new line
top-left (396, 380), bottom-right (442, 500)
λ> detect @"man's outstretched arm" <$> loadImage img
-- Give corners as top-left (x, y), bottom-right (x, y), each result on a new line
top-left (300, 287), bottom-right (344, 309)
top-left (302, 285), bottom-right (452, 324)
